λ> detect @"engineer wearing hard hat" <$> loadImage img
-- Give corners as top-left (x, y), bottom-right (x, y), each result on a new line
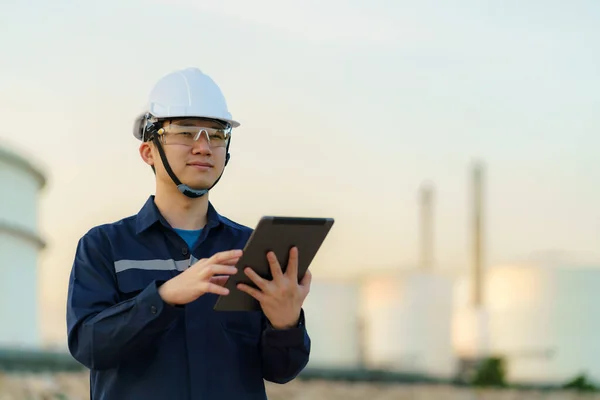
top-left (66, 67), bottom-right (312, 399)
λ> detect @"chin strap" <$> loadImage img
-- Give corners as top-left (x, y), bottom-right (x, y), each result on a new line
top-left (145, 118), bottom-right (231, 199)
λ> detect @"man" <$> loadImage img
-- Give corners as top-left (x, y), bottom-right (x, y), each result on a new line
top-left (66, 67), bottom-right (312, 399)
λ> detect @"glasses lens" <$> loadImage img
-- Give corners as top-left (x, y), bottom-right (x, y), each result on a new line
top-left (162, 119), bottom-right (230, 147)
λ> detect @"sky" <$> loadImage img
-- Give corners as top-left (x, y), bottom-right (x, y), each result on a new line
top-left (1, 0), bottom-right (599, 346)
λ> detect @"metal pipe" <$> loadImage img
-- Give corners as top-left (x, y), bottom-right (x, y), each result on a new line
top-left (419, 182), bottom-right (434, 271)
top-left (472, 162), bottom-right (484, 307)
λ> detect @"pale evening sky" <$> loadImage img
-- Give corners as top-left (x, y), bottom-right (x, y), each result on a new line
top-left (1, 0), bottom-right (599, 345)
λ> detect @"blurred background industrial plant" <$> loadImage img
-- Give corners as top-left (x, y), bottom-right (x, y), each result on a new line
top-left (2, 141), bottom-right (599, 398)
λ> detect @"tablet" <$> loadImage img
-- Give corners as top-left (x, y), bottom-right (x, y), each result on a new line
top-left (213, 216), bottom-right (335, 312)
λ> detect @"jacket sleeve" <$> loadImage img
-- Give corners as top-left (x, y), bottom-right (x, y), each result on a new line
top-left (66, 228), bottom-right (184, 370)
top-left (259, 309), bottom-right (311, 384)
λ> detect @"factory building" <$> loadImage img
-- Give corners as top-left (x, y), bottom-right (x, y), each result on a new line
top-left (0, 145), bottom-right (46, 349)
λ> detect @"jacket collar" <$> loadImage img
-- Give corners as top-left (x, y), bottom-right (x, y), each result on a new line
top-left (135, 195), bottom-right (223, 235)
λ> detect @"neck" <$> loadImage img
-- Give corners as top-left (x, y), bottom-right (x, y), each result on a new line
top-left (154, 184), bottom-right (209, 230)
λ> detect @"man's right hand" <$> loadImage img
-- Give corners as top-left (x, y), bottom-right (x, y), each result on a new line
top-left (158, 249), bottom-right (243, 305)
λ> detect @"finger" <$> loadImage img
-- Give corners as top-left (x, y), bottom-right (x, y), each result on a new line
top-left (191, 255), bottom-right (240, 270)
top-left (192, 255), bottom-right (241, 266)
top-left (267, 252), bottom-right (284, 281)
top-left (201, 257), bottom-right (240, 268)
top-left (201, 282), bottom-right (230, 296)
top-left (285, 246), bottom-right (299, 280)
top-left (237, 283), bottom-right (265, 302)
top-left (210, 249), bottom-right (243, 264)
top-left (222, 257), bottom-right (241, 266)
top-left (244, 267), bottom-right (269, 292)
top-left (201, 264), bottom-right (238, 279)
top-left (300, 268), bottom-right (312, 287)
top-left (210, 276), bottom-right (229, 287)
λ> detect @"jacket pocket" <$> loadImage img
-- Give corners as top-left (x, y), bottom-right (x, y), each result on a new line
top-left (115, 269), bottom-right (176, 300)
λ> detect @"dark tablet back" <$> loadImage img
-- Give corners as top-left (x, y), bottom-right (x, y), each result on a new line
top-left (213, 216), bottom-right (334, 312)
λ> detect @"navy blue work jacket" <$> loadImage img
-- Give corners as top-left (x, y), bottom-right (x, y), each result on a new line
top-left (66, 196), bottom-right (311, 399)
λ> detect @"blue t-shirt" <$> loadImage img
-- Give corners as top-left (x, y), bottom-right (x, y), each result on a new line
top-left (174, 228), bottom-right (202, 249)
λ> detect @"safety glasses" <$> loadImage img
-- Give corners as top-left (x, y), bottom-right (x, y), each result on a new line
top-left (157, 119), bottom-right (231, 148)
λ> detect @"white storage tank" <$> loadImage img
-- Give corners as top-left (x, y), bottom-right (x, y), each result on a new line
top-left (360, 270), bottom-right (457, 378)
top-left (485, 263), bottom-right (600, 385)
top-left (452, 275), bottom-right (492, 359)
top-left (0, 145), bottom-right (46, 349)
top-left (302, 278), bottom-right (363, 369)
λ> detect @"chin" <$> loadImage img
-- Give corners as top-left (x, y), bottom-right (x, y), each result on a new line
top-left (178, 169), bottom-right (220, 189)
top-left (185, 177), bottom-right (216, 190)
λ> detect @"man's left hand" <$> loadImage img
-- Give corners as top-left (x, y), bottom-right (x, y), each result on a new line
top-left (237, 247), bottom-right (311, 330)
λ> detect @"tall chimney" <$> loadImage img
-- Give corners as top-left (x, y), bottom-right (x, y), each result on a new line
top-left (419, 182), bottom-right (434, 271)
top-left (471, 161), bottom-right (484, 307)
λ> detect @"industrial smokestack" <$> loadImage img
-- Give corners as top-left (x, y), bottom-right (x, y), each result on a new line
top-left (419, 182), bottom-right (434, 271)
top-left (471, 161), bottom-right (484, 307)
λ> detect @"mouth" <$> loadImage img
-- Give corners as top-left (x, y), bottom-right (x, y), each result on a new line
top-left (187, 162), bottom-right (213, 170)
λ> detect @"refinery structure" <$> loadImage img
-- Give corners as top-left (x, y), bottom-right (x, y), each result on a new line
top-left (303, 161), bottom-right (600, 386)
top-left (0, 144), bottom-right (47, 349)
top-left (1, 142), bottom-right (598, 386)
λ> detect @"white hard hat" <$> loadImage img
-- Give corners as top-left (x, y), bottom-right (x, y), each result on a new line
top-left (133, 67), bottom-right (240, 141)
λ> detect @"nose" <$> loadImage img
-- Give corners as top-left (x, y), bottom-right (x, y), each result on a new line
top-left (191, 130), bottom-right (212, 155)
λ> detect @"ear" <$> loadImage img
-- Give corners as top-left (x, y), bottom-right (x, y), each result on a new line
top-left (139, 142), bottom-right (154, 167)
